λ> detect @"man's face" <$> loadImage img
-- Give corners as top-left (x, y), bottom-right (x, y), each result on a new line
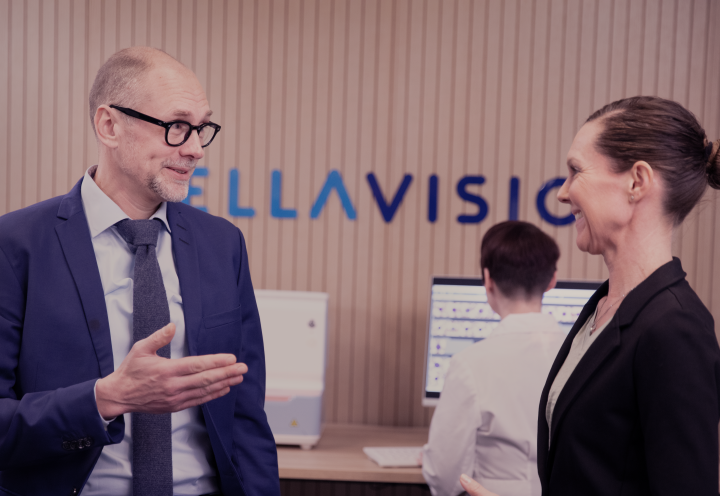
top-left (114, 62), bottom-right (212, 204)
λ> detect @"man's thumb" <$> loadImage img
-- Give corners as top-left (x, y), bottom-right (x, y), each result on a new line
top-left (141, 323), bottom-right (175, 353)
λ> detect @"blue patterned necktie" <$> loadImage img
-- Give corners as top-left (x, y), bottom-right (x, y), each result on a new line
top-left (116, 219), bottom-right (173, 496)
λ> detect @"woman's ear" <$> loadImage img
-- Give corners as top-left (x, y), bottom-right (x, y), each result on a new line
top-left (628, 160), bottom-right (655, 202)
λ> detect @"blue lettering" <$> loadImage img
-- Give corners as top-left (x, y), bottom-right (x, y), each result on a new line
top-left (228, 169), bottom-right (256, 218)
top-left (428, 174), bottom-right (439, 223)
top-left (509, 177), bottom-right (520, 220)
top-left (310, 170), bottom-right (357, 220)
top-left (270, 170), bottom-right (297, 218)
top-left (536, 177), bottom-right (574, 226)
top-left (182, 167), bottom-right (208, 212)
top-left (456, 176), bottom-right (489, 224)
top-left (366, 173), bottom-right (413, 223)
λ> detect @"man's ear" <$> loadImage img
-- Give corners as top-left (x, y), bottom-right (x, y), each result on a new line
top-left (628, 160), bottom-right (655, 202)
top-left (483, 268), bottom-right (494, 293)
top-left (94, 105), bottom-right (121, 149)
top-left (545, 270), bottom-right (558, 293)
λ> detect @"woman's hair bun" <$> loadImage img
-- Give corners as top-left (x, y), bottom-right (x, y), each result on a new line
top-left (707, 139), bottom-right (720, 190)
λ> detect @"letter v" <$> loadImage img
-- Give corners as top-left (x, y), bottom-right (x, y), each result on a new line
top-left (366, 173), bottom-right (414, 223)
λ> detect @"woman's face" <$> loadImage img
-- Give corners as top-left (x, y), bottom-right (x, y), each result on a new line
top-left (557, 120), bottom-right (632, 255)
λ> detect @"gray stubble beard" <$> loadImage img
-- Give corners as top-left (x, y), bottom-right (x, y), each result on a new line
top-left (149, 158), bottom-right (197, 203)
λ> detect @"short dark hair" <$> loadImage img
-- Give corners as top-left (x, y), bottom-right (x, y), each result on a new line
top-left (480, 221), bottom-right (560, 300)
top-left (586, 96), bottom-right (720, 225)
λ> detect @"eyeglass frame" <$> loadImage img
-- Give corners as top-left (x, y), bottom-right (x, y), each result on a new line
top-left (109, 104), bottom-right (221, 148)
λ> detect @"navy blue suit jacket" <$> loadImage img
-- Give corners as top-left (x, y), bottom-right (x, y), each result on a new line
top-left (0, 178), bottom-right (280, 495)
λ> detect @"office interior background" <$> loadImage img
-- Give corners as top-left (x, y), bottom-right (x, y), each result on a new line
top-left (1, 0), bottom-right (719, 441)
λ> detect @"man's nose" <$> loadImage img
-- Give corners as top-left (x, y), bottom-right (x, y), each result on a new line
top-left (179, 129), bottom-right (205, 159)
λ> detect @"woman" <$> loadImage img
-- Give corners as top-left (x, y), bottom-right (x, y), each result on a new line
top-left (461, 96), bottom-right (720, 496)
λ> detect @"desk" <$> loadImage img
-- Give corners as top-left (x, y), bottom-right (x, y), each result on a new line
top-left (277, 423), bottom-right (429, 484)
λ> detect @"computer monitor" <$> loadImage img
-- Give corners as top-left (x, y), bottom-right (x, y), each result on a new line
top-left (422, 277), bottom-right (601, 407)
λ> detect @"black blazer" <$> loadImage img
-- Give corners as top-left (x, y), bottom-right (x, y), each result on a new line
top-left (537, 258), bottom-right (720, 496)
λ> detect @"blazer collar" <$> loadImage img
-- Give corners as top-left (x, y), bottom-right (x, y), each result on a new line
top-left (539, 258), bottom-right (686, 480)
top-left (166, 202), bottom-right (203, 357)
top-left (616, 258), bottom-right (685, 327)
top-left (55, 178), bottom-right (115, 377)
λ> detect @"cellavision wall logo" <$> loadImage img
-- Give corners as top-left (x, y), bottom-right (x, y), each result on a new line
top-left (183, 168), bottom-right (574, 226)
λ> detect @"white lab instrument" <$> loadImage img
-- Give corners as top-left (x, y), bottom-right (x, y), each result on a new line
top-left (256, 290), bottom-right (328, 450)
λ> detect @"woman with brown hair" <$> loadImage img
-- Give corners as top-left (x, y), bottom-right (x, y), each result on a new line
top-left (461, 96), bottom-right (720, 496)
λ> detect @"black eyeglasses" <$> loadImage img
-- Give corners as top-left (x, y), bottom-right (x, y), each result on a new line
top-left (109, 105), bottom-right (221, 147)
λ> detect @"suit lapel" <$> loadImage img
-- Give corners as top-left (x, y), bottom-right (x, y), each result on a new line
top-left (167, 205), bottom-right (238, 462)
top-left (55, 179), bottom-right (115, 378)
top-left (167, 204), bottom-right (202, 357)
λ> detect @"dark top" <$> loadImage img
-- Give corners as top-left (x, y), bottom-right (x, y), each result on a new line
top-left (538, 258), bottom-right (720, 496)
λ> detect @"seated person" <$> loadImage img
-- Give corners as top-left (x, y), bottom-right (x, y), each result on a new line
top-left (422, 221), bottom-right (565, 496)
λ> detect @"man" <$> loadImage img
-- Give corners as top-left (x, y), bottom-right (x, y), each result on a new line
top-left (0, 47), bottom-right (279, 495)
top-left (422, 221), bottom-right (565, 496)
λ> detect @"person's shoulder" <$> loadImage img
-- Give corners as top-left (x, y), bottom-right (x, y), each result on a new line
top-left (639, 280), bottom-right (712, 330)
top-left (452, 335), bottom-right (499, 365)
top-left (0, 195), bottom-right (66, 242)
top-left (632, 280), bottom-right (716, 352)
top-left (170, 202), bottom-right (241, 235)
top-left (168, 203), bottom-right (249, 260)
top-left (0, 195), bottom-right (65, 224)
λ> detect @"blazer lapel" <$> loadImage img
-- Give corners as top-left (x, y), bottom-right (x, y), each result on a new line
top-left (54, 179), bottom-right (115, 378)
top-left (167, 204), bottom-right (202, 357)
top-left (167, 204), bottom-right (239, 462)
top-left (537, 284), bottom-right (607, 480)
top-left (538, 258), bottom-right (687, 484)
top-left (548, 311), bottom-right (622, 450)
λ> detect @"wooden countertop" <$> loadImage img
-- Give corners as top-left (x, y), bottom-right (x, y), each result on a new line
top-left (277, 423), bottom-right (429, 484)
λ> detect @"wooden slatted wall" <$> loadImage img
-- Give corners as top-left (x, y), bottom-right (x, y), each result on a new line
top-left (1, 0), bottom-right (719, 429)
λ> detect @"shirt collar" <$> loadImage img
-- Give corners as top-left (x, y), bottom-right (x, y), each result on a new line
top-left (81, 165), bottom-right (172, 238)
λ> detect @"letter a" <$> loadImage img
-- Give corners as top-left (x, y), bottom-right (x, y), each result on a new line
top-left (310, 170), bottom-right (357, 220)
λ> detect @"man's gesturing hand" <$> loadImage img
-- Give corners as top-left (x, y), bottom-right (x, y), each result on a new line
top-left (95, 323), bottom-right (247, 420)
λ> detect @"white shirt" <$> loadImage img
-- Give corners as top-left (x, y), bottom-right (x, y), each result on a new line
top-left (545, 314), bottom-right (610, 440)
top-left (422, 313), bottom-right (566, 496)
top-left (80, 166), bottom-right (219, 496)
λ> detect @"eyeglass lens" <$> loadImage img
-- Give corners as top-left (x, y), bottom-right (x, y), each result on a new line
top-left (167, 122), bottom-right (215, 146)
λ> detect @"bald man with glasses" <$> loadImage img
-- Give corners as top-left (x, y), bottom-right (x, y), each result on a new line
top-left (0, 47), bottom-right (279, 496)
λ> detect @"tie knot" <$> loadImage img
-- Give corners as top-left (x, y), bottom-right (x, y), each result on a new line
top-left (116, 219), bottom-right (163, 251)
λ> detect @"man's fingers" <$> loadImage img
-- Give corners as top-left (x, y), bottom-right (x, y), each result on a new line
top-left (459, 474), bottom-right (499, 496)
top-left (171, 353), bottom-right (240, 376)
top-left (166, 362), bottom-right (247, 396)
top-left (135, 323), bottom-right (176, 354)
top-left (164, 372), bottom-right (244, 411)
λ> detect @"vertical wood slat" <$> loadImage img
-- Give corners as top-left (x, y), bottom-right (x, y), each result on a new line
top-left (1, 0), bottom-right (719, 427)
top-left (0, 0), bottom-right (10, 215)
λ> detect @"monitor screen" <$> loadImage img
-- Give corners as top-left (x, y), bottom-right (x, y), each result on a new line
top-left (422, 277), bottom-right (601, 406)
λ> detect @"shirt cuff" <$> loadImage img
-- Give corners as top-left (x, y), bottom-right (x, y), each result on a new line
top-left (94, 379), bottom-right (117, 427)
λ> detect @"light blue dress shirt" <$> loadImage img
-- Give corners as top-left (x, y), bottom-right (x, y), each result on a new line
top-left (80, 166), bottom-right (219, 496)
